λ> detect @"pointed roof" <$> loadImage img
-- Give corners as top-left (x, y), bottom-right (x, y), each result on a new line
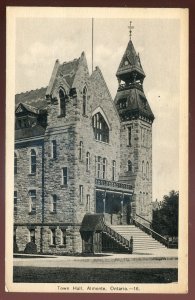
top-left (115, 88), bottom-right (154, 122)
top-left (57, 58), bottom-right (80, 87)
top-left (116, 40), bottom-right (145, 79)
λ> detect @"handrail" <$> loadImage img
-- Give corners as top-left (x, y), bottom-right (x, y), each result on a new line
top-left (132, 217), bottom-right (169, 247)
top-left (135, 214), bottom-right (152, 226)
top-left (103, 223), bottom-right (133, 252)
top-left (95, 178), bottom-right (133, 191)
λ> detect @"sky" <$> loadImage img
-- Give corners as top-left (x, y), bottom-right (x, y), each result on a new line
top-left (15, 16), bottom-right (180, 201)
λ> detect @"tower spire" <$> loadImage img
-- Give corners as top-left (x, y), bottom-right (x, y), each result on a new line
top-left (128, 21), bottom-right (134, 40)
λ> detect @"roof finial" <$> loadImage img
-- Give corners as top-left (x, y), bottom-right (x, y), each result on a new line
top-left (128, 21), bottom-right (134, 40)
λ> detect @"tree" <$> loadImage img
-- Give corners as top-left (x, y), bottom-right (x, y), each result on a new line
top-left (152, 190), bottom-right (179, 238)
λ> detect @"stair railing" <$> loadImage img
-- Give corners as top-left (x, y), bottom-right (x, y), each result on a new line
top-left (103, 223), bottom-right (133, 253)
top-left (135, 214), bottom-right (152, 227)
top-left (132, 217), bottom-right (169, 247)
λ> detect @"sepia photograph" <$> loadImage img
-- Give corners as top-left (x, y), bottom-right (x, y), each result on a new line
top-left (5, 7), bottom-right (188, 293)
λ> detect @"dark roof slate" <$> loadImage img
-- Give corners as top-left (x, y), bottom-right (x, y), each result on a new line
top-left (15, 125), bottom-right (46, 140)
top-left (116, 40), bottom-right (145, 78)
top-left (58, 58), bottom-right (80, 87)
top-left (15, 87), bottom-right (48, 110)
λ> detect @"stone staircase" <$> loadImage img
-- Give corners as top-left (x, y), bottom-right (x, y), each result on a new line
top-left (109, 225), bottom-right (166, 252)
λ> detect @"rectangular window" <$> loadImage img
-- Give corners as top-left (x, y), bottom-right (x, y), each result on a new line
top-left (97, 156), bottom-right (101, 178)
top-left (29, 190), bottom-right (36, 213)
top-left (50, 229), bottom-right (56, 245)
top-left (112, 160), bottom-right (116, 181)
top-left (128, 127), bottom-right (132, 146)
top-left (51, 195), bottom-right (57, 213)
top-left (14, 191), bottom-right (17, 213)
top-left (103, 158), bottom-right (107, 179)
top-left (14, 228), bottom-right (17, 244)
top-left (86, 152), bottom-right (90, 171)
top-left (61, 229), bottom-right (66, 246)
top-left (29, 229), bottom-right (35, 243)
top-left (86, 194), bottom-right (90, 212)
top-left (62, 167), bottom-right (68, 185)
top-left (52, 140), bottom-right (57, 159)
top-left (79, 185), bottom-right (83, 203)
top-left (79, 141), bottom-right (83, 161)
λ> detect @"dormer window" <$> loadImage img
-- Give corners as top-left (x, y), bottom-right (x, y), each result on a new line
top-left (92, 112), bottom-right (109, 143)
top-left (59, 89), bottom-right (66, 116)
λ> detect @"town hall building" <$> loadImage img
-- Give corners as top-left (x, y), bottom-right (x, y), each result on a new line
top-left (14, 31), bottom-right (161, 254)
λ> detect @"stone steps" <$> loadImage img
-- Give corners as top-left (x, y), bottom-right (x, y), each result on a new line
top-left (109, 225), bottom-right (166, 252)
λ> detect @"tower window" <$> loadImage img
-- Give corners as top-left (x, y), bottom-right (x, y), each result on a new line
top-left (14, 191), bottom-right (17, 213)
top-left (51, 140), bottom-right (57, 159)
top-left (127, 126), bottom-right (132, 146)
top-left (62, 167), bottom-right (68, 185)
top-left (79, 141), bottom-right (83, 161)
top-left (51, 195), bottom-right (57, 213)
top-left (119, 98), bottom-right (127, 109)
top-left (59, 89), bottom-right (66, 116)
top-left (103, 158), bottom-right (107, 179)
top-left (50, 229), bottom-right (56, 245)
top-left (30, 149), bottom-right (36, 174)
top-left (92, 112), bottom-right (109, 143)
top-left (86, 194), bottom-right (90, 212)
top-left (83, 86), bottom-right (87, 115)
top-left (14, 152), bottom-right (18, 174)
top-left (29, 190), bottom-right (36, 213)
top-left (86, 152), bottom-right (90, 171)
top-left (29, 229), bottom-right (35, 243)
top-left (79, 185), bottom-right (83, 203)
top-left (142, 161), bottom-right (145, 179)
top-left (146, 162), bottom-right (149, 180)
top-left (128, 160), bottom-right (132, 172)
top-left (112, 160), bottom-right (116, 181)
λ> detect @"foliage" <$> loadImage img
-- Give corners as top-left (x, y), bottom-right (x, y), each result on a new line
top-left (152, 190), bottom-right (179, 237)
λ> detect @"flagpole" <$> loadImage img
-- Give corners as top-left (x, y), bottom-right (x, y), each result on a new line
top-left (92, 18), bottom-right (94, 73)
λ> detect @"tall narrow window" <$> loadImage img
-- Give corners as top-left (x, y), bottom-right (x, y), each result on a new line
top-left (142, 161), bottom-right (145, 179)
top-left (128, 160), bottom-right (132, 172)
top-left (14, 191), bottom-right (17, 213)
top-left (59, 89), bottom-right (66, 116)
top-left (79, 185), bottom-right (83, 204)
top-left (146, 162), bottom-right (149, 180)
top-left (128, 127), bottom-right (132, 146)
top-left (112, 160), bottom-right (116, 181)
top-left (62, 167), bottom-right (68, 185)
top-left (61, 229), bottom-right (67, 246)
top-left (51, 140), bottom-right (57, 159)
top-left (51, 195), bottom-right (57, 213)
top-left (103, 158), bottom-right (107, 179)
top-left (86, 152), bottom-right (90, 171)
top-left (97, 156), bottom-right (101, 178)
top-left (29, 190), bottom-right (36, 213)
top-left (50, 229), bottom-right (56, 245)
top-left (14, 227), bottom-right (17, 244)
top-left (30, 149), bottom-right (36, 174)
top-left (14, 152), bottom-right (17, 174)
top-left (79, 141), bottom-right (83, 161)
top-left (83, 86), bottom-right (87, 115)
top-left (29, 229), bottom-right (35, 243)
top-left (86, 194), bottom-right (90, 212)
top-left (92, 112), bottom-right (109, 143)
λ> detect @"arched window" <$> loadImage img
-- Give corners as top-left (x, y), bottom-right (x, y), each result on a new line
top-left (146, 162), bottom-right (149, 179)
top-left (92, 112), bottom-right (109, 143)
top-left (86, 152), bottom-right (90, 171)
top-left (59, 89), bottom-right (66, 116)
top-left (83, 86), bottom-right (87, 115)
top-left (30, 149), bottom-right (36, 174)
top-left (128, 160), bottom-right (132, 172)
top-left (14, 152), bottom-right (17, 174)
top-left (142, 161), bottom-right (145, 179)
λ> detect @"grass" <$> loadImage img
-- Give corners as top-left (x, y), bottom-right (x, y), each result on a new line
top-left (13, 267), bottom-right (178, 283)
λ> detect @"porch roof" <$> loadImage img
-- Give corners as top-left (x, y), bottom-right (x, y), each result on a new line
top-left (80, 213), bottom-right (104, 232)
